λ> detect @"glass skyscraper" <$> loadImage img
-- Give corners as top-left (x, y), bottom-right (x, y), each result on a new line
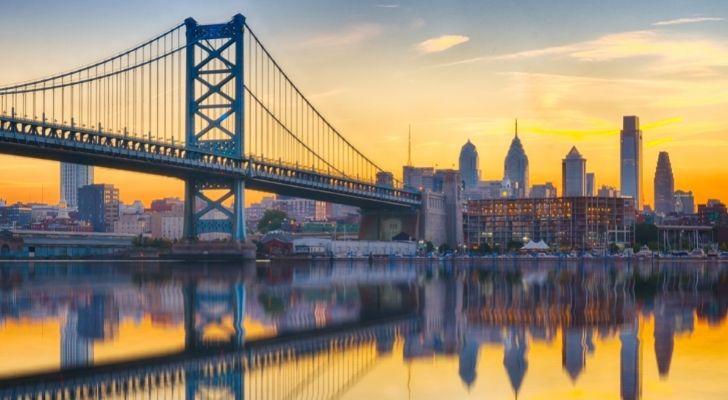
top-left (653, 151), bottom-right (675, 215)
top-left (620, 116), bottom-right (643, 210)
top-left (562, 146), bottom-right (586, 196)
top-left (459, 140), bottom-right (480, 189)
top-left (60, 162), bottom-right (94, 208)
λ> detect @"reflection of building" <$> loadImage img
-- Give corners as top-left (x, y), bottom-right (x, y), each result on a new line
top-left (620, 116), bottom-right (644, 210)
top-left (464, 196), bottom-right (635, 250)
top-left (61, 310), bottom-right (93, 368)
top-left (459, 339), bottom-right (479, 388)
top-left (620, 322), bottom-right (642, 400)
top-left (503, 328), bottom-right (528, 396)
top-left (562, 327), bottom-right (587, 382)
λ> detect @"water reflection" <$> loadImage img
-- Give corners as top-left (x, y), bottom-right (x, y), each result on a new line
top-left (0, 259), bottom-right (727, 399)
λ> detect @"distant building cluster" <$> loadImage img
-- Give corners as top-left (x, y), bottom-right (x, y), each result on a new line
top-left (245, 195), bottom-right (360, 233)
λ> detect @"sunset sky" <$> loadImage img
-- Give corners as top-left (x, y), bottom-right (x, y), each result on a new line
top-left (0, 0), bottom-right (727, 206)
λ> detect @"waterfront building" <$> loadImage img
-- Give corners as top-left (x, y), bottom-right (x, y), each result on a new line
top-left (654, 152), bottom-right (675, 215)
top-left (113, 213), bottom-right (150, 236)
top-left (698, 199), bottom-right (728, 226)
top-left (60, 163), bottom-right (94, 208)
top-left (530, 182), bottom-right (557, 198)
top-left (586, 173), bottom-right (595, 196)
top-left (562, 146), bottom-right (586, 196)
top-left (620, 116), bottom-right (644, 210)
top-left (77, 184), bottom-right (120, 232)
top-left (403, 166), bottom-right (435, 192)
top-left (150, 211), bottom-right (184, 240)
top-left (459, 140), bottom-right (481, 189)
top-left (463, 196), bottom-right (635, 250)
top-left (0, 203), bottom-right (33, 229)
top-left (504, 121), bottom-right (529, 198)
top-left (432, 169), bottom-right (464, 246)
top-left (673, 190), bottom-right (695, 214)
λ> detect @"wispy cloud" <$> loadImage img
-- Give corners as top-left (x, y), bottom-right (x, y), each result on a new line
top-left (376, 4), bottom-right (399, 8)
top-left (417, 35), bottom-right (469, 54)
top-left (652, 16), bottom-right (724, 26)
top-left (300, 23), bottom-right (383, 48)
top-left (309, 88), bottom-right (347, 100)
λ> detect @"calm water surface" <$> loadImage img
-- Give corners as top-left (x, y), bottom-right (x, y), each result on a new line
top-left (1, 259), bottom-right (727, 399)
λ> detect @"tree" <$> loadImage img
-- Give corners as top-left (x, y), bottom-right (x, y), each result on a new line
top-left (635, 223), bottom-right (658, 246)
top-left (257, 209), bottom-right (288, 233)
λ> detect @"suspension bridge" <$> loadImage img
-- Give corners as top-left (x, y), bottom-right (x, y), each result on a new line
top-left (0, 14), bottom-right (421, 241)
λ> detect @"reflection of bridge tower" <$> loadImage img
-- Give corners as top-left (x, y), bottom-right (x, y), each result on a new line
top-left (186, 364), bottom-right (244, 400)
top-left (185, 281), bottom-right (246, 348)
top-left (620, 320), bottom-right (642, 400)
top-left (60, 309), bottom-right (92, 368)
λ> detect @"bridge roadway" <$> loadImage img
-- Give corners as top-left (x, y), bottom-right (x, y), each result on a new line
top-left (0, 315), bottom-right (420, 400)
top-left (0, 115), bottom-right (420, 210)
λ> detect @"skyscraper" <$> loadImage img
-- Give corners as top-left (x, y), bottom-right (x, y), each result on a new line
top-left (620, 116), bottom-right (644, 210)
top-left (504, 120), bottom-right (529, 198)
top-left (673, 190), bottom-right (695, 214)
top-left (78, 184), bottom-right (120, 232)
top-left (653, 151), bottom-right (675, 215)
top-left (60, 163), bottom-right (93, 208)
top-left (562, 146), bottom-right (586, 196)
top-left (586, 173), bottom-right (595, 196)
top-left (459, 140), bottom-right (480, 189)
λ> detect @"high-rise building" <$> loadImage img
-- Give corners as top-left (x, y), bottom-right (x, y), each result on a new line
top-left (698, 199), bottom-right (728, 226)
top-left (459, 140), bottom-right (480, 189)
top-left (673, 190), bottom-right (694, 215)
top-left (530, 182), bottom-right (557, 198)
top-left (653, 151), bottom-right (675, 215)
top-left (77, 184), bottom-right (120, 232)
top-left (598, 185), bottom-right (621, 198)
top-left (620, 116), bottom-right (644, 210)
top-left (586, 173), bottom-right (595, 196)
top-left (60, 163), bottom-right (93, 208)
top-left (403, 166), bottom-right (435, 191)
top-left (562, 146), bottom-right (586, 196)
top-left (504, 120), bottom-right (529, 198)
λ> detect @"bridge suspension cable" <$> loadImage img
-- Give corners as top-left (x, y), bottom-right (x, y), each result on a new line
top-left (0, 18), bottom-right (401, 188)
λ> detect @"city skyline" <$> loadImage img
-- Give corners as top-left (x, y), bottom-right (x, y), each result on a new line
top-left (0, 0), bottom-right (727, 208)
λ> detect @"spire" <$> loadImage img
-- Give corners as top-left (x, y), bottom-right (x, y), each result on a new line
top-left (407, 125), bottom-right (412, 166)
top-left (515, 118), bottom-right (518, 138)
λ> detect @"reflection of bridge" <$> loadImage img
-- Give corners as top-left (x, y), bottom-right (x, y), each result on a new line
top-left (0, 316), bottom-right (419, 400)
top-left (0, 14), bottom-right (420, 241)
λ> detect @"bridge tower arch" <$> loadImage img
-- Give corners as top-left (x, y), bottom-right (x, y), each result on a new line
top-left (183, 14), bottom-right (246, 241)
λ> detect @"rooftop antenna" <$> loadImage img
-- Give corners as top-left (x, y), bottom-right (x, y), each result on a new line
top-left (407, 124), bottom-right (413, 167)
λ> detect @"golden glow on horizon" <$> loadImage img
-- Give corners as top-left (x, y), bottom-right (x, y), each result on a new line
top-left (0, 12), bottom-right (726, 207)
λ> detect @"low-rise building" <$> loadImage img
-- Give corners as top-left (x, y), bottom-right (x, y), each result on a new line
top-left (292, 238), bottom-right (417, 257)
top-left (464, 196), bottom-right (635, 251)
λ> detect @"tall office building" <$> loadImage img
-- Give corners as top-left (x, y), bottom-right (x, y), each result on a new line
top-left (653, 151), bottom-right (675, 215)
top-left (60, 163), bottom-right (93, 207)
top-left (673, 190), bottom-right (695, 214)
top-left (504, 120), bottom-right (529, 197)
top-left (562, 146), bottom-right (586, 196)
top-left (78, 184), bottom-right (120, 232)
top-left (459, 140), bottom-right (480, 189)
top-left (620, 116), bottom-right (644, 210)
top-left (586, 173), bottom-right (595, 196)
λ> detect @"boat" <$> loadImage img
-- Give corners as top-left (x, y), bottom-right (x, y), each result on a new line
top-left (688, 248), bottom-right (706, 259)
top-left (636, 245), bottom-right (653, 258)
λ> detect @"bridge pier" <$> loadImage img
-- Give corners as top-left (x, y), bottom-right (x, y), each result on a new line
top-left (358, 208), bottom-right (419, 241)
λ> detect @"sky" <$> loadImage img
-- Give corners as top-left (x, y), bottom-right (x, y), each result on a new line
top-left (0, 0), bottom-right (727, 206)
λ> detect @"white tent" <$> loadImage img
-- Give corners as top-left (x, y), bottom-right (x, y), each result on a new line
top-left (521, 240), bottom-right (549, 251)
